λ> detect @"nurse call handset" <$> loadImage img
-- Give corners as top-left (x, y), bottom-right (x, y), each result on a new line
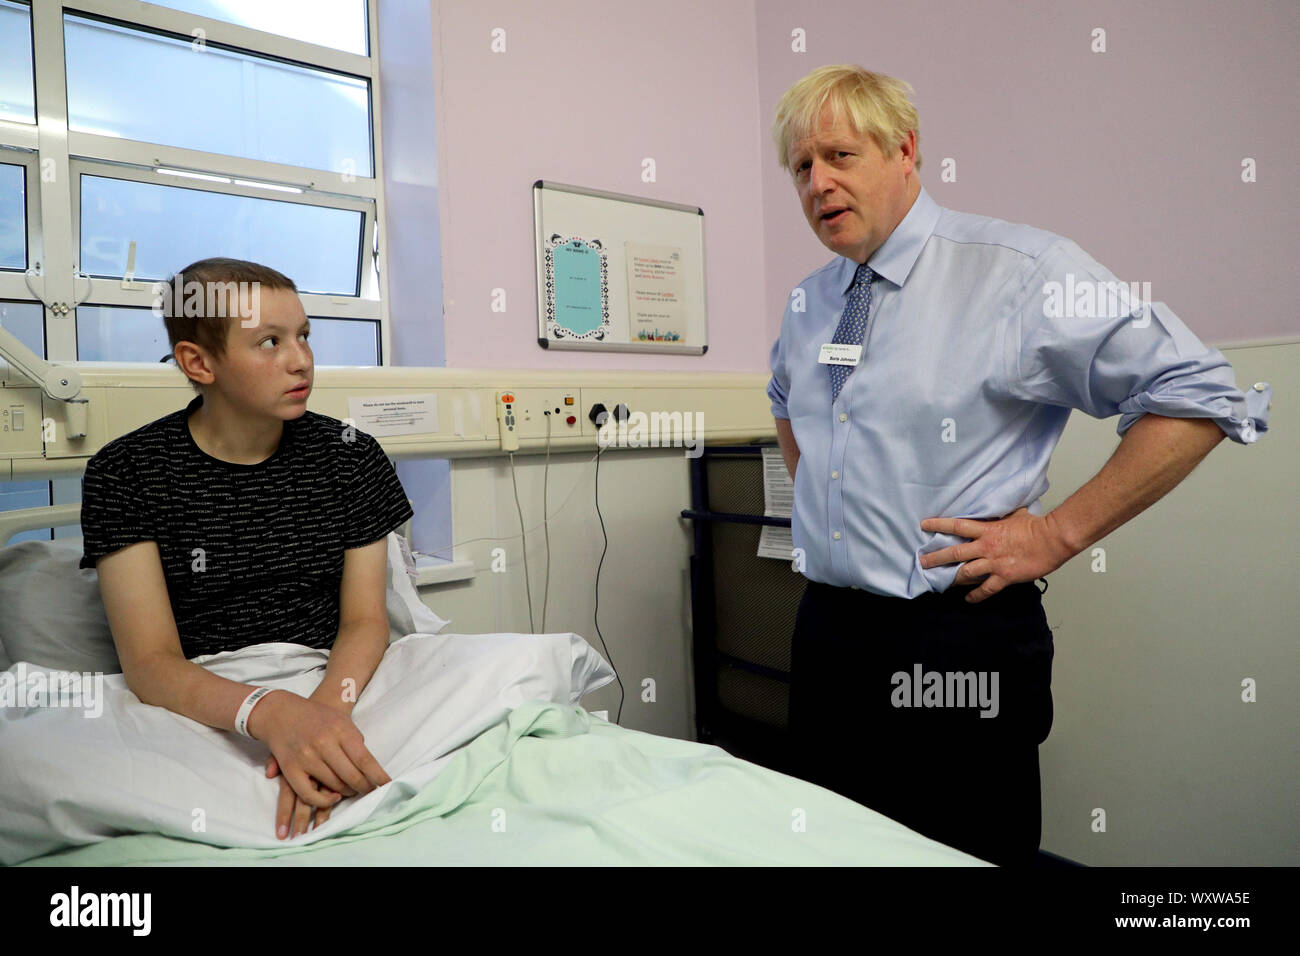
top-left (497, 391), bottom-right (520, 451)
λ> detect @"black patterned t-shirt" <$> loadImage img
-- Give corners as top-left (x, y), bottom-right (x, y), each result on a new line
top-left (79, 394), bottom-right (413, 659)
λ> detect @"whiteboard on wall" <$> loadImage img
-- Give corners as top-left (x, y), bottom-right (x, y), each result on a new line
top-left (533, 180), bottom-right (707, 354)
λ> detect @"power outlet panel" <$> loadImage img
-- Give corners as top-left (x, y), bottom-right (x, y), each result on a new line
top-left (579, 392), bottom-right (634, 439)
top-left (493, 388), bottom-right (582, 441)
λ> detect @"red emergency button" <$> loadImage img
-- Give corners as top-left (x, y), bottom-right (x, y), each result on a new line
top-left (566, 415), bottom-right (576, 425)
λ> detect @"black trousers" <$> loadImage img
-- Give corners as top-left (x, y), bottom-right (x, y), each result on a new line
top-left (788, 578), bottom-right (1055, 866)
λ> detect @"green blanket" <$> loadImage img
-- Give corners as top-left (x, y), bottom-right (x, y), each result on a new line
top-left (20, 701), bottom-right (987, 866)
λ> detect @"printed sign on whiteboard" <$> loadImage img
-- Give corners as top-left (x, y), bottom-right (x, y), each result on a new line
top-left (347, 395), bottom-right (439, 437)
top-left (624, 241), bottom-right (686, 344)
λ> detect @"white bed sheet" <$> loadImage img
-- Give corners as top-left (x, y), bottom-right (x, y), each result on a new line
top-left (0, 630), bottom-right (614, 865)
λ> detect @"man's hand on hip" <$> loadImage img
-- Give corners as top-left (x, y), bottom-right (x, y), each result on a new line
top-left (919, 507), bottom-right (1076, 603)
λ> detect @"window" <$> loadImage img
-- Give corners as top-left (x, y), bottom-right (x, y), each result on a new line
top-left (78, 174), bottom-right (366, 294)
top-left (0, 299), bottom-right (46, 544)
top-left (148, 0), bottom-right (369, 56)
top-left (0, 0), bottom-right (391, 535)
top-left (0, 0), bottom-right (35, 124)
top-left (0, 162), bottom-right (26, 270)
top-left (65, 14), bottom-right (373, 175)
top-left (0, 299), bottom-right (43, 354)
top-left (0, 1), bottom-right (387, 359)
top-left (75, 305), bottom-right (378, 366)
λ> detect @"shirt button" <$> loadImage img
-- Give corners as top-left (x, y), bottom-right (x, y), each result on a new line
top-left (832, 531), bottom-right (842, 540)
top-left (838, 413), bottom-right (848, 422)
top-left (831, 470), bottom-right (839, 479)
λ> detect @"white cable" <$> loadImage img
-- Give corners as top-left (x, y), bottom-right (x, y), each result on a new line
top-left (23, 265), bottom-right (93, 312)
top-left (541, 413), bottom-right (552, 632)
top-left (508, 451), bottom-right (535, 633)
top-left (414, 448), bottom-right (602, 560)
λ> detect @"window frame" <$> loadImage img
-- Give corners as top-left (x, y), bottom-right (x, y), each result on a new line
top-left (0, 149), bottom-right (41, 299)
top-left (0, 0), bottom-right (37, 126)
top-left (62, 8), bottom-right (378, 180)
top-left (0, 0), bottom-right (391, 366)
top-left (70, 160), bottom-right (380, 319)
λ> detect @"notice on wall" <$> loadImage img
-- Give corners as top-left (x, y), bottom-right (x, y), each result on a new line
top-left (347, 394), bottom-right (439, 437)
top-left (757, 446), bottom-right (796, 561)
top-left (624, 241), bottom-right (686, 345)
top-left (550, 237), bottom-right (607, 337)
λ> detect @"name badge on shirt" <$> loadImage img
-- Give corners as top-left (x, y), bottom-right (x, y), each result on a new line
top-left (818, 343), bottom-right (863, 367)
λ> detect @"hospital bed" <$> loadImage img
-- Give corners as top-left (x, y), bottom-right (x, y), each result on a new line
top-left (0, 505), bottom-right (987, 867)
top-left (0, 349), bottom-right (987, 865)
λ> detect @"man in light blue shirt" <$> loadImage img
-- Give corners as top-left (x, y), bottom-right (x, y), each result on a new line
top-left (766, 65), bottom-right (1270, 866)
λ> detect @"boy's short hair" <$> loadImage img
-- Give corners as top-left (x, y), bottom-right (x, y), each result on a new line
top-left (159, 258), bottom-right (297, 390)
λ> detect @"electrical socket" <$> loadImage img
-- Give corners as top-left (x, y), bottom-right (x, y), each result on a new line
top-left (580, 393), bottom-right (628, 438)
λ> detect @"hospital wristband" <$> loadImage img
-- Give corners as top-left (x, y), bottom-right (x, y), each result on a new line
top-left (235, 686), bottom-right (276, 738)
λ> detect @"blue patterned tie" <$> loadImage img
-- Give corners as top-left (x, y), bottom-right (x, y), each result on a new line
top-left (828, 263), bottom-right (876, 402)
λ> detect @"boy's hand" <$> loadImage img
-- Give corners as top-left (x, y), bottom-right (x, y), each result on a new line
top-left (263, 693), bottom-right (361, 839)
top-left (247, 690), bottom-right (391, 838)
top-left (262, 688), bottom-right (358, 780)
top-left (272, 772), bottom-right (338, 839)
top-left (265, 757), bottom-right (349, 839)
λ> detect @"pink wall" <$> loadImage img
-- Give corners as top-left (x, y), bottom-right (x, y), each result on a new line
top-left (427, 0), bottom-right (1298, 372)
top-left (758, 0), bottom-right (1299, 349)
top-left (429, 0), bottom-right (769, 371)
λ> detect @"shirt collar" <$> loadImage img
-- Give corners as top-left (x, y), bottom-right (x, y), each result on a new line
top-left (839, 185), bottom-right (941, 293)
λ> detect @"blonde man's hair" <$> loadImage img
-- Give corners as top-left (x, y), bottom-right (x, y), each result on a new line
top-left (772, 65), bottom-right (922, 174)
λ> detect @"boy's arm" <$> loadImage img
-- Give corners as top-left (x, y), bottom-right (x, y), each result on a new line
top-left (96, 540), bottom-right (389, 806)
top-left (96, 539), bottom-right (285, 732)
top-left (270, 536), bottom-right (391, 838)
top-left (309, 536), bottom-right (391, 713)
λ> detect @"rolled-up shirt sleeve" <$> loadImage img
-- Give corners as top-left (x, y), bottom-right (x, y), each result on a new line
top-left (767, 303), bottom-right (792, 420)
top-left (1004, 239), bottom-right (1271, 444)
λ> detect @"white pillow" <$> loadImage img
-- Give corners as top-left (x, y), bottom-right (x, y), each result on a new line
top-left (0, 533), bottom-right (448, 672)
top-left (384, 530), bottom-right (451, 639)
top-left (0, 539), bottom-right (120, 673)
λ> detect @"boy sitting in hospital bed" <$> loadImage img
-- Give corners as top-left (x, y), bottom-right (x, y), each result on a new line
top-left (78, 257), bottom-right (412, 842)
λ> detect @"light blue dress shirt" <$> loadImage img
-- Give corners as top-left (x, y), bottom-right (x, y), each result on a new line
top-left (767, 186), bottom-right (1272, 598)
